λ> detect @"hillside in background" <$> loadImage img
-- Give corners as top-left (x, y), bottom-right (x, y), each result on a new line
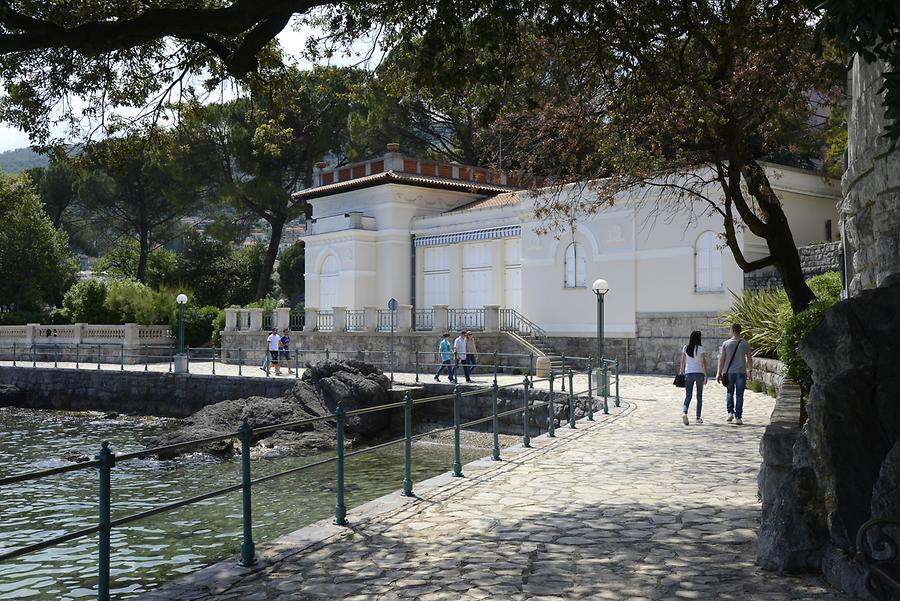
top-left (0, 147), bottom-right (48, 173)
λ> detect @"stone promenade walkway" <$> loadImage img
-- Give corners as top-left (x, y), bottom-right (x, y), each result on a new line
top-left (144, 375), bottom-right (845, 601)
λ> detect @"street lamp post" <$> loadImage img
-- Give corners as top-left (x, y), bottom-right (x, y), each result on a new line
top-left (175, 293), bottom-right (188, 373)
top-left (592, 279), bottom-right (609, 389)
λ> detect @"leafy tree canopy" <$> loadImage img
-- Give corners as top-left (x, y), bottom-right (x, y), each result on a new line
top-left (0, 172), bottom-right (76, 311)
top-left (277, 241), bottom-right (305, 302)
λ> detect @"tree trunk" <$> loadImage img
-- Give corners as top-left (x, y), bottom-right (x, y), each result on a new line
top-left (740, 161), bottom-right (816, 313)
top-left (137, 229), bottom-right (150, 283)
top-left (255, 217), bottom-right (285, 300)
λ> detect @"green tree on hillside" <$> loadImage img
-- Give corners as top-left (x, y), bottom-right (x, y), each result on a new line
top-left (175, 65), bottom-right (362, 299)
top-left (0, 173), bottom-right (76, 311)
top-left (277, 242), bottom-right (305, 301)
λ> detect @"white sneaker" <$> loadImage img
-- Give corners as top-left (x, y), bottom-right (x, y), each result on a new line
top-left (727, 414), bottom-right (734, 423)
top-left (695, 417), bottom-right (703, 424)
top-left (682, 414), bottom-right (689, 425)
top-left (735, 418), bottom-right (744, 425)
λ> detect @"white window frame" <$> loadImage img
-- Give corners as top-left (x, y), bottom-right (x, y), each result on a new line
top-left (564, 242), bottom-right (586, 289)
top-left (695, 231), bottom-right (724, 292)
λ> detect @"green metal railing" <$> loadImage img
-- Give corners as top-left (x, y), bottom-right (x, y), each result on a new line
top-left (0, 366), bottom-right (614, 601)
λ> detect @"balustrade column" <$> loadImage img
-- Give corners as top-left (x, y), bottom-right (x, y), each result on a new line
top-left (483, 304), bottom-right (500, 332)
top-left (274, 307), bottom-right (291, 331)
top-left (363, 306), bottom-right (378, 332)
top-left (224, 308), bottom-right (238, 332)
top-left (304, 307), bottom-right (319, 332)
top-left (397, 304), bottom-right (412, 332)
top-left (332, 306), bottom-right (347, 332)
top-left (248, 308), bottom-right (264, 331)
top-left (432, 304), bottom-right (449, 333)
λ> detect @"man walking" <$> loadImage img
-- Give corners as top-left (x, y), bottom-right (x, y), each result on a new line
top-left (434, 333), bottom-right (454, 382)
top-left (266, 328), bottom-right (282, 376)
top-left (716, 323), bottom-right (753, 425)
top-left (452, 329), bottom-right (472, 383)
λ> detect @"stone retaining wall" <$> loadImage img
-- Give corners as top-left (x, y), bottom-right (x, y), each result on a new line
top-left (0, 367), bottom-right (296, 417)
top-left (757, 379), bottom-right (802, 518)
top-left (744, 241), bottom-right (843, 292)
top-left (752, 358), bottom-right (785, 391)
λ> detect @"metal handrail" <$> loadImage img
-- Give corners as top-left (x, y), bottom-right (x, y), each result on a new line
top-left (414, 309), bottom-right (433, 331)
top-left (0, 370), bottom-right (608, 599)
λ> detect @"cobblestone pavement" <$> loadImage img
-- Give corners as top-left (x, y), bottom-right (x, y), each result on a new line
top-left (139, 375), bottom-right (848, 601)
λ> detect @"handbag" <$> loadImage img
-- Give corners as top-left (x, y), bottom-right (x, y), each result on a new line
top-left (720, 341), bottom-right (740, 387)
top-left (673, 374), bottom-right (686, 388)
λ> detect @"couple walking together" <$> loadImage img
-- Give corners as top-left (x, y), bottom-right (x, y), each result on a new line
top-left (262, 328), bottom-right (294, 376)
top-left (678, 323), bottom-right (753, 425)
top-left (434, 330), bottom-right (477, 383)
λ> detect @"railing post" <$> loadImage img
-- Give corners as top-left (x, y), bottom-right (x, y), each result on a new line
top-left (615, 359), bottom-right (621, 407)
top-left (325, 348), bottom-right (330, 361)
top-left (452, 386), bottom-right (463, 477)
top-left (529, 352), bottom-right (534, 384)
top-left (185, 348), bottom-right (189, 374)
top-left (491, 381), bottom-right (500, 461)
top-left (561, 354), bottom-right (566, 391)
top-left (74, 343), bottom-right (79, 369)
top-left (238, 418), bottom-right (256, 566)
top-left (12, 341), bottom-right (16, 367)
top-left (294, 348), bottom-right (299, 379)
top-left (587, 358), bottom-right (594, 421)
top-left (568, 369), bottom-right (576, 428)
top-left (334, 402), bottom-right (348, 525)
top-left (212, 347), bottom-right (216, 375)
top-left (522, 378), bottom-right (531, 448)
top-left (415, 350), bottom-right (420, 384)
top-left (96, 441), bottom-right (115, 601)
top-left (603, 362), bottom-right (610, 415)
top-left (32, 344), bottom-right (36, 368)
top-left (97, 344), bottom-right (101, 370)
top-left (119, 344), bottom-right (124, 371)
top-left (548, 372), bottom-right (556, 438)
top-left (54, 343), bottom-right (58, 368)
top-left (143, 344), bottom-right (148, 372)
top-left (492, 351), bottom-right (498, 385)
top-left (402, 392), bottom-right (413, 496)
top-left (238, 347), bottom-right (243, 376)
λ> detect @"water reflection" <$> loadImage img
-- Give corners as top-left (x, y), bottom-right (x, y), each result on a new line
top-left (0, 407), bottom-right (480, 600)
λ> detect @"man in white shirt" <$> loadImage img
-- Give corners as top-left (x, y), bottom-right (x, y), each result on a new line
top-left (266, 328), bottom-right (282, 376)
top-left (452, 330), bottom-right (471, 382)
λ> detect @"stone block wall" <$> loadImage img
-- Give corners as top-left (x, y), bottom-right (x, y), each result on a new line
top-left (752, 358), bottom-right (785, 391)
top-left (744, 241), bottom-right (843, 292)
top-left (841, 56), bottom-right (900, 295)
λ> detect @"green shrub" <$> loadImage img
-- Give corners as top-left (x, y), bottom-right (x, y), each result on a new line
top-left (211, 308), bottom-right (227, 347)
top-left (777, 299), bottom-right (831, 394)
top-left (175, 305), bottom-right (221, 348)
top-left (511, 368), bottom-right (523, 375)
top-left (807, 271), bottom-right (842, 306)
top-left (63, 279), bottom-right (116, 323)
top-left (750, 380), bottom-right (763, 393)
top-left (105, 279), bottom-right (168, 324)
top-left (767, 384), bottom-right (777, 397)
top-left (719, 289), bottom-right (790, 358)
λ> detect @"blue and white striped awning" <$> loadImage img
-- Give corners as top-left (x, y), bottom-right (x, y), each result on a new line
top-left (415, 226), bottom-right (521, 247)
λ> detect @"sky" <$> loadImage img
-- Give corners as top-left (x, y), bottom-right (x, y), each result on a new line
top-left (0, 18), bottom-right (380, 153)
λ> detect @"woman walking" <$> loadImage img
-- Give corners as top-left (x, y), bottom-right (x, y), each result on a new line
top-left (678, 330), bottom-right (708, 425)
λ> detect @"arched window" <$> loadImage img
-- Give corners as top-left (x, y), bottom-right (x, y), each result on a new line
top-left (564, 242), bottom-right (586, 288)
top-left (695, 232), bottom-right (723, 292)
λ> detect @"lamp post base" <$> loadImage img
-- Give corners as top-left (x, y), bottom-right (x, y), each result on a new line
top-left (173, 354), bottom-right (188, 373)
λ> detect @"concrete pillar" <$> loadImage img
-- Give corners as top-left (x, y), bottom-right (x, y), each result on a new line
top-left (397, 304), bottom-right (412, 332)
top-left (73, 323), bottom-right (85, 344)
top-left (304, 307), bottom-right (319, 332)
top-left (484, 304), bottom-right (500, 332)
top-left (433, 304), bottom-right (449, 333)
top-left (24, 323), bottom-right (37, 346)
top-left (363, 306), bottom-right (378, 332)
top-left (248, 308), bottom-right (264, 331)
top-left (123, 323), bottom-right (139, 347)
top-left (275, 307), bottom-right (291, 331)
top-left (224, 308), bottom-right (237, 331)
top-left (332, 306), bottom-right (347, 332)
top-left (536, 356), bottom-right (551, 377)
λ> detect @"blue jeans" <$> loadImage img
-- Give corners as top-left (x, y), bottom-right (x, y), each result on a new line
top-left (682, 373), bottom-right (705, 417)
top-left (435, 359), bottom-right (453, 380)
top-left (726, 373), bottom-right (747, 419)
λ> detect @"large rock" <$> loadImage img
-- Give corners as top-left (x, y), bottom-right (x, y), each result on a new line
top-left (799, 277), bottom-right (900, 552)
top-left (301, 360), bottom-right (392, 438)
top-left (872, 438), bottom-right (900, 519)
top-left (152, 361), bottom-right (394, 458)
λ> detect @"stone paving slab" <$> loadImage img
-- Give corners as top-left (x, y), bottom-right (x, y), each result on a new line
top-left (137, 376), bottom-right (850, 600)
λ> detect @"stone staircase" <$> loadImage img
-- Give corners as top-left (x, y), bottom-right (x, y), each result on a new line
top-left (499, 309), bottom-right (563, 372)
